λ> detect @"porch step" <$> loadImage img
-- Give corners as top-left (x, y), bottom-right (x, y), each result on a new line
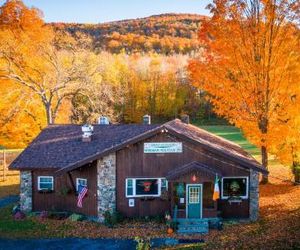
top-left (177, 220), bottom-right (209, 234)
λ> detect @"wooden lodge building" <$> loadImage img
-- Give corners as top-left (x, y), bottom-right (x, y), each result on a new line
top-left (10, 117), bottom-right (267, 232)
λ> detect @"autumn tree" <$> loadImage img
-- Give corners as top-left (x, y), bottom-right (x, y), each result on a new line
top-left (269, 80), bottom-right (300, 183)
top-left (189, 0), bottom-right (300, 182)
top-left (0, 0), bottom-right (95, 126)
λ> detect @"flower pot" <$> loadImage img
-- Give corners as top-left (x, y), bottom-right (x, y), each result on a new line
top-left (167, 227), bottom-right (174, 234)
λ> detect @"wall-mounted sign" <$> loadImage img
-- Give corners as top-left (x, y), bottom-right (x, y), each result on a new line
top-left (144, 142), bottom-right (182, 153)
top-left (129, 199), bottom-right (135, 207)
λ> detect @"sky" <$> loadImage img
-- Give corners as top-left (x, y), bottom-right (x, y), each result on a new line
top-left (2, 0), bottom-right (212, 24)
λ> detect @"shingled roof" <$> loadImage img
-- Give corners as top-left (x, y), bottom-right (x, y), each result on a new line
top-left (9, 119), bottom-right (267, 175)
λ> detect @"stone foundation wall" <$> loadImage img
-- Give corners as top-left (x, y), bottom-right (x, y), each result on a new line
top-left (20, 171), bottom-right (32, 212)
top-left (97, 153), bottom-right (116, 222)
top-left (249, 169), bottom-right (259, 221)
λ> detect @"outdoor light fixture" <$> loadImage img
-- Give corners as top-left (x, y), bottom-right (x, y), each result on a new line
top-left (192, 174), bottom-right (197, 182)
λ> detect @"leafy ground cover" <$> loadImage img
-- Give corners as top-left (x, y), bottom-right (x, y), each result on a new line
top-left (0, 126), bottom-right (299, 249)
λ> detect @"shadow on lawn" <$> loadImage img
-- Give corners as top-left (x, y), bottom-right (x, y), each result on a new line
top-left (0, 184), bottom-right (19, 199)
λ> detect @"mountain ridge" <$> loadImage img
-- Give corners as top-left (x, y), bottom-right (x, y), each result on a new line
top-left (52, 13), bottom-right (206, 54)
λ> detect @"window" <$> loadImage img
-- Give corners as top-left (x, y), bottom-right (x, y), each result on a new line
top-left (125, 178), bottom-right (167, 197)
top-left (76, 178), bottom-right (87, 193)
top-left (161, 179), bottom-right (168, 192)
top-left (38, 176), bottom-right (54, 191)
top-left (188, 186), bottom-right (200, 204)
top-left (126, 179), bottom-right (134, 196)
top-left (221, 177), bottom-right (249, 199)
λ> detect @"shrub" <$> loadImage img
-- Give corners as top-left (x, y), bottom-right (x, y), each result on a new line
top-left (103, 210), bottom-right (124, 228)
top-left (134, 237), bottom-right (151, 250)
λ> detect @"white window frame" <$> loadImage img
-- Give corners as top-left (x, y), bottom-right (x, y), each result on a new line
top-left (76, 178), bottom-right (87, 192)
top-left (125, 178), bottom-right (167, 198)
top-left (38, 176), bottom-right (54, 191)
top-left (221, 176), bottom-right (249, 199)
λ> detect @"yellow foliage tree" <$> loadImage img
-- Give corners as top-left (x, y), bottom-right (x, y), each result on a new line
top-left (189, 0), bottom-right (300, 182)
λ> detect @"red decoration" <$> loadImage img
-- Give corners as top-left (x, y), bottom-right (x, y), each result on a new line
top-left (192, 174), bottom-right (197, 182)
top-left (142, 181), bottom-right (152, 192)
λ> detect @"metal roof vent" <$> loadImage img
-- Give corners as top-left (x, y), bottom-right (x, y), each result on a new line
top-left (82, 124), bottom-right (94, 142)
top-left (143, 115), bottom-right (151, 125)
top-left (98, 116), bottom-right (110, 125)
top-left (180, 114), bottom-right (190, 124)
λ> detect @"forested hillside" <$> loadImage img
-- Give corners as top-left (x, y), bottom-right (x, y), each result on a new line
top-left (52, 14), bottom-right (206, 54)
top-left (0, 3), bottom-right (216, 148)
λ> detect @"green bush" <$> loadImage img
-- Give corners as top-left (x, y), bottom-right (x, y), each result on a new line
top-left (103, 210), bottom-right (124, 228)
top-left (134, 237), bottom-right (151, 250)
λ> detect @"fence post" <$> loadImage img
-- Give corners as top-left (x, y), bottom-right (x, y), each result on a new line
top-left (3, 150), bottom-right (6, 181)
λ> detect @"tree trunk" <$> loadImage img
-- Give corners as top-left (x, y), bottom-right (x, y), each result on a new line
top-left (261, 145), bottom-right (269, 184)
top-left (292, 162), bottom-right (300, 185)
top-left (45, 103), bottom-right (53, 125)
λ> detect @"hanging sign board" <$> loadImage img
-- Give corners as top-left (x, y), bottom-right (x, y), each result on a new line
top-left (144, 142), bottom-right (182, 153)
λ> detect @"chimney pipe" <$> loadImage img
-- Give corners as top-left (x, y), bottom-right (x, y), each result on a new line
top-left (143, 115), bottom-right (151, 125)
top-left (98, 116), bottom-right (110, 125)
top-left (82, 124), bottom-right (94, 142)
top-left (180, 114), bottom-right (190, 124)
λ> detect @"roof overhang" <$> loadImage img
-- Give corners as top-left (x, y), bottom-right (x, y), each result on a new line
top-left (53, 122), bottom-right (268, 176)
top-left (166, 161), bottom-right (223, 180)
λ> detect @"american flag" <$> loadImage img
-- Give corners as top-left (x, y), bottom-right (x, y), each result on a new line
top-left (77, 186), bottom-right (88, 208)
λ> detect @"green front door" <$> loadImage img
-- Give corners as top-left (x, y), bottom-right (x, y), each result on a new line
top-left (187, 185), bottom-right (202, 218)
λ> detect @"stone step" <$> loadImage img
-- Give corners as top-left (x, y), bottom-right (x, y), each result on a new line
top-left (178, 226), bottom-right (208, 231)
top-left (177, 218), bottom-right (209, 224)
top-left (177, 220), bottom-right (209, 234)
top-left (178, 220), bottom-right (208, 225)
top-left (177, 226), bottom-right (209, 234)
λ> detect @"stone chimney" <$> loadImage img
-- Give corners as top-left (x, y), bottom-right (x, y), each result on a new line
top-left (143, 115), bottom-right (151, 125)
top-left (180, 114), bottom-right (190, 124)
top-left (82, 124), bottom-right (94, 142)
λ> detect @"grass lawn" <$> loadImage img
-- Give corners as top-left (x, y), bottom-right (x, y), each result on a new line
top-left (0, 171), bottom-right (19, 199)
top-left (0, 126), bottom-right (299, 249)
top-left (200, 125), bottom-right (260, 158)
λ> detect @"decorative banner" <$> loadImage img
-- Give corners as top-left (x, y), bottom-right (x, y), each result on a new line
top-left (144, 142), bottom-right (182, 153)
top-left (176, 183), bottom-right (185, 197)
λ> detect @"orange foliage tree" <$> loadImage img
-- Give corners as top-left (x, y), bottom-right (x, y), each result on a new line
top-left (0, 0), bottom-right (97, 147)
top-left (189, 0), bottom-right (300, 182)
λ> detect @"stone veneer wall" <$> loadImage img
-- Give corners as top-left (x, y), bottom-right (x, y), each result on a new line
top-left (249, 169), bottom-right (259, 221)
top-left (20, 171), bottom-right (32, 212)
top-left (97, 153), bottom-right (116, 222)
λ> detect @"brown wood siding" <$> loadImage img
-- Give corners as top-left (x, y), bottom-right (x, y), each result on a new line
top-left (32, 161), bottom-right (97, 216)
top-left (218, 200), bottom-right (249, 218)
top-left (116, 132), bottom-right (250, 219)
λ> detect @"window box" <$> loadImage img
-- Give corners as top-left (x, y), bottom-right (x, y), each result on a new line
top-left (227, 196), bottom-right (243, 204)
top-left (38, 189), bottom-right (54, 194)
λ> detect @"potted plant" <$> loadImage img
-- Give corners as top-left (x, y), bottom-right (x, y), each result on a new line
top-left (165, 211), bottom-right (174, 234)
